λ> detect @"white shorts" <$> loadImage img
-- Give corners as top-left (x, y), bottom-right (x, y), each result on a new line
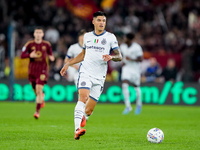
top-left (67, 67), bottom-right (79, 88)
top-left (121, 66), bottom-right (141, 86)
top-left (77, 72), bottom-right (105, 102)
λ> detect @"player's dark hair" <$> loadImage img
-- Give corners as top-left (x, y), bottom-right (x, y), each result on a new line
top-left (34, 27), bottom-right (44, 32)
top-left (126, 33), bottom-right (135, 40)
top-left (93, 11), bottom-right (106, 18)
top-left (78, 29), bottom-right (86, 36)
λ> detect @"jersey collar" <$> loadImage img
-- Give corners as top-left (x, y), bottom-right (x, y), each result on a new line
top-left (93, 30), bottom-right (106, 36)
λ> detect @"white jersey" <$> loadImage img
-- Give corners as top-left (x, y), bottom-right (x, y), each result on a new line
top-left (66, 43), bottom-right (82, 65)
top-left (80, 30), bottom-right (119, 79)
top-left (66, 43), bottom-right (83, 86)
top-left (120, 42), bottom-right (143, 74)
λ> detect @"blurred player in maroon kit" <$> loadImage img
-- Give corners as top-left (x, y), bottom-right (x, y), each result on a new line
top-left (21, 27), bottom-right (55, 119)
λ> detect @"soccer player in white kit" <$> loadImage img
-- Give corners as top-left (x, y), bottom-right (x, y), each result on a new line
top-left (121, 33), bottom-right (143, 115)
top-left (60, 11), bottom-right (122, 140)
top-left (64, 29), bottom-right (86, 87)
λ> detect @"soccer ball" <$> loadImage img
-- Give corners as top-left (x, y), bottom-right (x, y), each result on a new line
top-left (147, 128), bottom-right (164, 143)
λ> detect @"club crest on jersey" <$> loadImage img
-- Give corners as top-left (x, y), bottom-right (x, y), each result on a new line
top-left (42, 46), bottom-right (46, 50)
top-left (94, 39), bottom-right (99, 43)
top-left (36, 51), bottom-right (42, 57)
top-left (101, 38), bottom-right (107, 45)
top-left (81, 81), bottom-right (86, 86)
top-left (31, 46), bottom-right (36, 50)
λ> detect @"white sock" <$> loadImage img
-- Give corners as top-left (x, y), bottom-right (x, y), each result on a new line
top-left (135, 87), bottom-right (142, 107)
top-left (122, 83), bottom-right (131, 108)
top-left (74, 101), bottom-right (85, 131)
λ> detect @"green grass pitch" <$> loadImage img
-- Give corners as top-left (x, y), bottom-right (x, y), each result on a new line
top-left (0, 102), bottom-right (200, 150)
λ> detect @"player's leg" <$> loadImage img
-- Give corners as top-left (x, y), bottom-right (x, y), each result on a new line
top-left (121, 66), bottom-right (132, 114)
top-left (34, 84), bottom-right (44, 119)
top-left (85, 97), bottom-right (97, 116)
top-left (122, 80), bottom-right (132, 114)
top-left (74, 73), bottom-right (92, 140)
top-left (84, 100), bottom-right (90, 121)
top-left (30, 81), bottom-right (45, 108)
top-left (74, 89), bottom-right (89, 129)
top-left (30, 82), bottom-right (36, 95)
top-left (74, 88), bottom-right (89, 139)
top-left (29, 75), bottom-right (40, 119)
top-left (134, 86), bottom-right (142, 115)
top-left (130, 74), bottom-right (142, 115)
top-left (29, 74), bottom-right (36, 95)
top-left (85, 78), bottom-right (104, 117)
top-left (82, 97), bottom-right (97, 131)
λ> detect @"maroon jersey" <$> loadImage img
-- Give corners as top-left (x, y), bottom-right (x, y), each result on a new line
top-left (21, 40), bottom-right (53, 82)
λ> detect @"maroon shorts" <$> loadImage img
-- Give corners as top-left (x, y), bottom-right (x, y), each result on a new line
top-left (29, 74), bottom-right (47, 89)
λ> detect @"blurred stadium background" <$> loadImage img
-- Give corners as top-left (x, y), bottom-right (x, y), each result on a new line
top-left (0, 0), bottom-right (200, 104)
top-left (1, 0), bottom-right (200, 149)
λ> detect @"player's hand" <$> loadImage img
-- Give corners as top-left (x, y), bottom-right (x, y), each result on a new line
top-left (103, 54), bottom-right (112, 61)
top-left (60, 63), bottom-right (69, 76)
top-left (30, 50), bottom-right (38, 58)
top-left (49, 55), bottom-right (55, 61)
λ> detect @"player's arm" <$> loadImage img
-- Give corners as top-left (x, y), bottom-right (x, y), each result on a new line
top-left (103, 34), bottom-right (122, 62)
top-left (103, 48), bottom-right (122, 62)
top-left (67, 49), bottom-right (85, 66)
top-left (126, 56), bottom-right (143, 62)
top-left (21, 43), bottom-right (30, 58)
top-left (64, 57), bottom-right (70, 64)
top-left (60, 49), bottom-right (85, 76)
top-left (64, 57), bottom-right (79, 70)
top-left (126, 47), bottom-right (143, 62)
top-left (111, 48), bottom-right (122, 61)
top-left (46, 41), bottom-right (55, 61)
top-left (21, 42), bottom-right (36, 58)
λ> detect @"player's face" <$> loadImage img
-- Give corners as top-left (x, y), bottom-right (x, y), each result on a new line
top-left (34, 29), bottom-right (44, 40)
top-left (93, 16), bottom-right (106, 31)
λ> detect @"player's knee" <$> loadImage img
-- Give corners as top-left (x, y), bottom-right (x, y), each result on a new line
top-left (36, 90), bottom-right (43, 96)
top-left (79, 95), bottom-right (89, 103)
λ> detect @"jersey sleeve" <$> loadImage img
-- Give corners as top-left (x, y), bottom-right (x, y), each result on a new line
top-left (47, 42), bottom-right (53, 56)
top-left (21, 42), bottom-right (31, 58)
top-left (110, 34), bottom-right (119, 51)
top-left (66, 45), bottom-right (73, 58)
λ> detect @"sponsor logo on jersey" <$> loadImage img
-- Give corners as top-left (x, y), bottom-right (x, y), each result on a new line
top-left (86, 46), bottom-right (105, 52)
top-left (101, 38), bottom-right (107, 45)
top-left (87, 41), bottom-right (91, 43)
top-left (94, 39), bottom-right (99, 43)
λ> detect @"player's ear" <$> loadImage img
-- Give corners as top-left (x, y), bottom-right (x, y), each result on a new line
top-left (92, 18), bottom-right (95, 25)
top-left (41, 32), bottom-right (44, 37)
top-left (33, 31), bottom-right (36, 37)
